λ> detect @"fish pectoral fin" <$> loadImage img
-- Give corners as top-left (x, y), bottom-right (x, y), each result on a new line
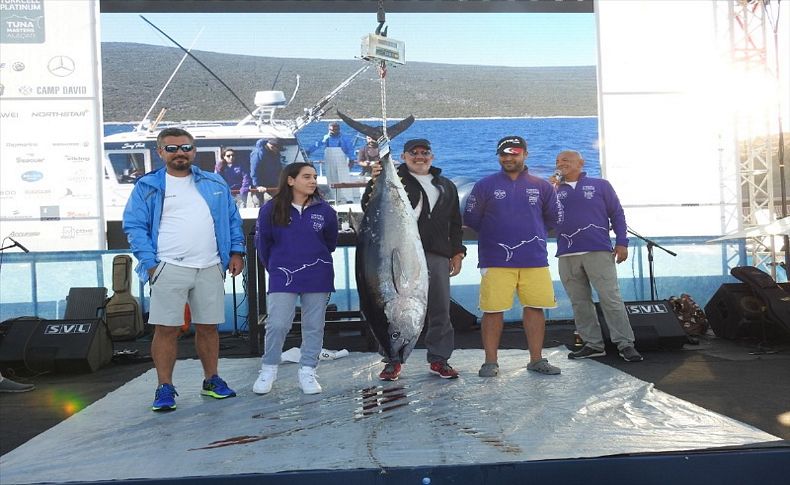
top-left (390, 248), bottom-right (407, 294)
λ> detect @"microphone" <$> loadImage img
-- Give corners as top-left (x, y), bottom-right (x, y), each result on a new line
top-left (553, 169), bottom-right (564, 183)
top-left (8, 237), bottom-right (30, 253)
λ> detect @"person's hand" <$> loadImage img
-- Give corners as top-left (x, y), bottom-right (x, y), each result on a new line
top-left (228, 254), bottom-right (245, 277)
top-left (548, 174), bottom-right (561, 186)
top-left (370, 162), bottom-right (382, 179)
top-left (147, 266), bottom-right (156, 281)
top-left (613, 245), bottom-right (628, 264)
top-left (257, 186), bottom-right (266, 193)
top-left (449, 253), bottom-right (464, 277)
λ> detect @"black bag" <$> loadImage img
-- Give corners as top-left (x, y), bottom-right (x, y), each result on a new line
top-left (669, 294), bottom-right (709, 336)
top-left (106, 255), bottom-right (144, 341)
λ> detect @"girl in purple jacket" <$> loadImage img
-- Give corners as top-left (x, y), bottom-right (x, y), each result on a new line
top-left (252, 163), bottom-right (338, 395)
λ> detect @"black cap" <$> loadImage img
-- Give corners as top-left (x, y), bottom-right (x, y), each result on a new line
top-left (403, 138), bottom-right (432, 153)
top-left (496, 136), bottom-right (527, 155)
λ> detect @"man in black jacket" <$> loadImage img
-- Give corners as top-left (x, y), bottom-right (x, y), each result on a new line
top-left (362, 138), bottom-right (467, 381)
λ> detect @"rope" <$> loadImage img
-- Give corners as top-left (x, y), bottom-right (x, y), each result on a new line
top-left (378, 61), bottom-right (388, 138)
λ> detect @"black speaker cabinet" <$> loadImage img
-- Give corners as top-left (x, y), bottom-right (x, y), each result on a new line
top-left (596, 300), bottom-right (687, 350)
top-left (704, 283), bottom-right (790, 340)
top-left (450, 299), bottom-right (478, 330)
top-left (0, 317), bottom-right (113, 373)
top-left (64, 287), bottom-right (108, 319)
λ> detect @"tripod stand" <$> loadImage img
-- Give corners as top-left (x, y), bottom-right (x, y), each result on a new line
top-left (627, 227), bottom-right (677, 301)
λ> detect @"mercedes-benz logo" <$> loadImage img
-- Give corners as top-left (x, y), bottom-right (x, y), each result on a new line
top-left (47, 56), bottom-right (75, 77)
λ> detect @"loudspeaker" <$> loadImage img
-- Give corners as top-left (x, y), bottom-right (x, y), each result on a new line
top-left (450, 299), bottom-right (478, 330)
top-left (596, 300), bottom-right (687, 350)
top-left (64, 287), bottom-right (108, 319)
top-left (0, 317), bottom-right (113, 373)
top-left (704, 283), bottom-right (790, 340)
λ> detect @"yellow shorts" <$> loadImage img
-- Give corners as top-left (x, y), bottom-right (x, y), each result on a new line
top-left (479, 267), bottom-right (556, 312)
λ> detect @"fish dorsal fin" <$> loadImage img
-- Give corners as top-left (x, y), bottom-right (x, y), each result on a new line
top-left (390, 248), bottom-right (405, 294)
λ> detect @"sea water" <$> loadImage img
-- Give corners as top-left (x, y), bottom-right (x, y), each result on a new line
top-left (105, 117), bottom-right (600, 181)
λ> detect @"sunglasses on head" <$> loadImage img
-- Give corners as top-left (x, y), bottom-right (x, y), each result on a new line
top-left (408, 149), bottom-right (431, 156)
top-left (161, 144), bottom-right (194, 153)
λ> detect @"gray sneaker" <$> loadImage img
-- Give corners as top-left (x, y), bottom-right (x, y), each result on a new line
top-left (478, 362), bottom-right (499, 377)
top-left (527, 358), bottom-right (561, 375)
top-left (619, 346), bottom-right (643, 362)
top-left (568, 345), bottom-right (606, 360)
top-left (0, 377), bottom-right (35, 393)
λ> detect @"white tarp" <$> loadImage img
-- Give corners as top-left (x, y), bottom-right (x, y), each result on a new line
top-left (0, 348), bottom-right (779, 484)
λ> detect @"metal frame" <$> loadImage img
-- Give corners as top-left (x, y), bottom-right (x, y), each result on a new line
top-left (727, 0), bottom-right (779, 277)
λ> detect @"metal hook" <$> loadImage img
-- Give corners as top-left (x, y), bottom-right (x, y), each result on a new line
top-left (375, 0), bottom-right (387, 36)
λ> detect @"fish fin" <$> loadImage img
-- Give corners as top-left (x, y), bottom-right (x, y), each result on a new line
top-left (337, 111), bottom-right (383, 140)
top-left (390, 248), bottom-right (404, 294)
top-left (336, 110), bottom-right (415, 141)
top-left (386, 115), bottom-right (415, 140)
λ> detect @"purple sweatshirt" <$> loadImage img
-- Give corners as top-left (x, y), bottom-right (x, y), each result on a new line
top-left (255, 198), bottom-right (338, 293)
top-left (464, 169), bottom-right (562, 268)
top-left (216, 163), bottom-right (251, 197)
top-left (554, 173), bottom-right (628, 256)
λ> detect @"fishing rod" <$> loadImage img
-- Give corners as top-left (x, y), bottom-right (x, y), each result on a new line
top-left (135, 28), bottom-right (204, 132)
top-left (139, 15), bottom-right (255, 118)
top-left (293, 64), bottom-right (371, 131)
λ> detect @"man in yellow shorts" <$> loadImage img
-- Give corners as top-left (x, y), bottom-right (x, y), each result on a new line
top-left (463, 136), bottom-right (563, 377)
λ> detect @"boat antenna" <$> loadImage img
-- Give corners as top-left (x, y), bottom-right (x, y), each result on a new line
top-left (139, 15), bottom-right (255, 118)
top-left (135, 27), bottom-right (204, 132)
top-left (271, 64), bottom-right (284, 90)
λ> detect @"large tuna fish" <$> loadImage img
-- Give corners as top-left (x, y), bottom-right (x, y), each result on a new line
top-left (337, 111), bottom-right (428, 363)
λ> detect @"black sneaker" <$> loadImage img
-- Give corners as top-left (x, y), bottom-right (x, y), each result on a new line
top-left (619, 346), bottom-right (643, 362)
top-left (568, 345), bottom-right (606, 359)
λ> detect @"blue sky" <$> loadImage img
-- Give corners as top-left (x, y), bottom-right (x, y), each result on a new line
top-left (100, 13), bottom-right (597, 67)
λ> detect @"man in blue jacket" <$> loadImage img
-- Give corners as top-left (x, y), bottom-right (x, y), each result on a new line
top-left (123, 127), bottom-right (246, 412)
top-left (250, 137), bottom-right (285, 207)
top-left (552, 150), bottom-right (642, 362)
top-left (464, 136), bottom-right (563, 378)
top-left (306, 121), bottom-right (356, 161)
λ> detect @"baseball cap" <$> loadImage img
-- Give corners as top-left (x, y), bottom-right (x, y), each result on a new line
top-left (403, 139), bottom-right (432, 153)
top-left (496, 136), bottom-right (527, 155)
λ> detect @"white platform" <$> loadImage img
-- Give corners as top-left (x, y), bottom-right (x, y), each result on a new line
top-left (0, 348), bottom-right (779, 484)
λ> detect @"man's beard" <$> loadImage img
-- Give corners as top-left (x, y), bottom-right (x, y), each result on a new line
top-left (167, 158), bottom-right (191, 173)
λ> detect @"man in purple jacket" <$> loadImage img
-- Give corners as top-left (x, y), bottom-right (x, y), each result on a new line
top-left (552, 150), bottom-right (642, 362)
top-left (216, 148), bottom-right (251, 208)
top-left (464, 136), bottom-right (563, 378)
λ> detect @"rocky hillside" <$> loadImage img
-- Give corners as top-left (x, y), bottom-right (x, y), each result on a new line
top-left (101, 42), bottom-right (597, 122)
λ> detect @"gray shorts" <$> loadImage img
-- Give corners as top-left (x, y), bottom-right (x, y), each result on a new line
top-left (148, 262), bottom-right (225, 326)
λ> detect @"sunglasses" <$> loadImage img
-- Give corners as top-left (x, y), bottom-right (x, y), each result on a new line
top-left (225, 153), bottom-right (234, 158)
top-left (408, 149), bottom-right (431, 157)
top-left (160, 144), bottom-right (194, 153)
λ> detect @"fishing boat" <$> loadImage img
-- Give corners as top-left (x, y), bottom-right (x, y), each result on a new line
top-left (102, 64), bottom-right (371, 221)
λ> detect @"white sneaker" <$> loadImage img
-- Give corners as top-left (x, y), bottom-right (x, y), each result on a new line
top-left (297, 366), bottom-right (322, 394)
top-left (252, 364), bottom-right (278, 394)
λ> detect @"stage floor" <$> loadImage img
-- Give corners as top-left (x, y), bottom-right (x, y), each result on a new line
top-left (0, 348), bottom-right (780, 484)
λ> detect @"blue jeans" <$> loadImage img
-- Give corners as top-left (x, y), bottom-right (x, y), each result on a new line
top-left (262, 292), bottom-right (329, 367)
